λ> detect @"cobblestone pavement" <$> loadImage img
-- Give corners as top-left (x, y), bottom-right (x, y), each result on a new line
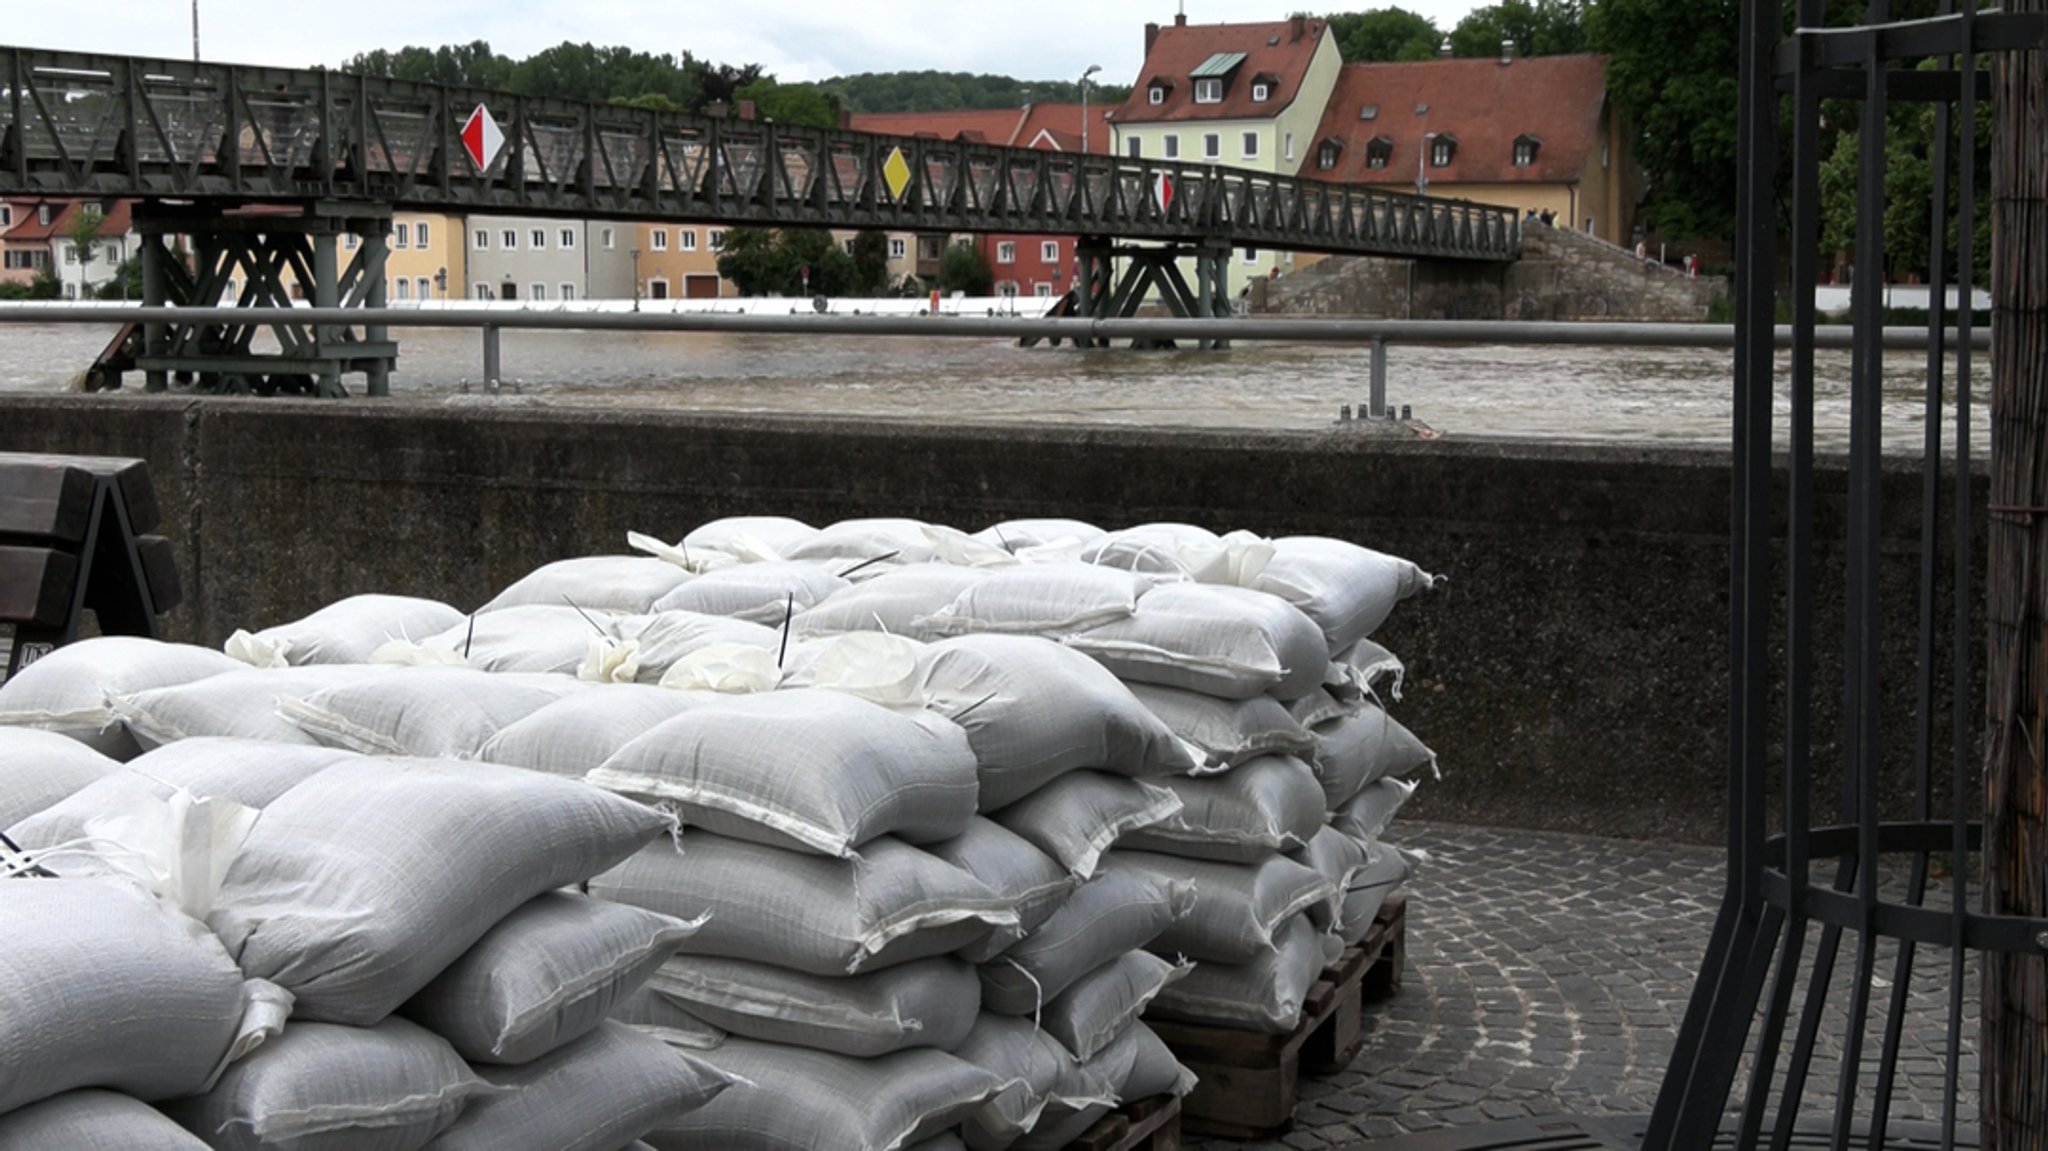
top-left (1189, 822), bottom-right (1982, 1150)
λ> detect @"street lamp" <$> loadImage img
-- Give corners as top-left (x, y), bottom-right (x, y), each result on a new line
top-left (630, 247), bottom-right (641, 312)
top-left (1080, 65), bottom-right (1102, 155)
top-left (191, 0), bottom-right (200, 61)
top-left (1416, 131), bottom-right (1438, 197)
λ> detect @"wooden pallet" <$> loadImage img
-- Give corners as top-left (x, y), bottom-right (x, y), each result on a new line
top-left (1063, 1094), bottom-right (1182, 1151)
top-left (1146, 895), bottom-right (1409, 1140)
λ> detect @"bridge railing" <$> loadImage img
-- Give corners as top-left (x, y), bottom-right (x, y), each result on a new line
top-left (0, 46), bottom-right (1519, 261)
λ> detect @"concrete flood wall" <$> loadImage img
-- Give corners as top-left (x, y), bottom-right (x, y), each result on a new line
top-left (0, 396), bottom-right (1984, 845)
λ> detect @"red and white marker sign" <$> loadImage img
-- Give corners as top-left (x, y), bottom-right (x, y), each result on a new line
top-left (461, 104), bottom-right (505, 171)
top-left (1153, 171), bottom-right (1175, 214)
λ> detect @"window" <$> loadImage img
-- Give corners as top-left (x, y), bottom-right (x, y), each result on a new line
top-left (1241, 248), bottom-right (1258, 265)
top-left (651, 230), bottom-right (669, 251)
top-left (1252, 82), bottom-right (1270, 101)
top-left (560, 227), bottom-right (576, 249)
top-left (416, 222), bottom-right (430, 249)
top-left (1193, 78), bottom-right (1222, 104)
top-left (1284, 133), bottom-right (1295, 162)
top-left (649, 279), bottom-right (669, 299)
top-left (394, 278), bottom-right (411, 300)
top-left (1242, 132), bottom-right (1259, 160)
top-left (530, 283), bottom-right (546, 301)
top-left (474, 229), bottom-right (489, 250)
top-left (1512, 136), bottom-right (1540, 167)
top-left (889, 237), bottom-right (907, 259)
top-left (474, 283), bottom-right (492, 300)
top-left (1203, 134), bottom-right (1220, 160)
top-left (1163, 135), bottom-right (1179, 160)
top-left (996, 242), bottom-right (1016, 264)
top-left (344, 233), bottom-right (359, 250)
top-left (602, 227), bottom-right (616, 249)
top-left (1126, 137), bottom-right (1142, 159)
top-left (1601, 143), bottom-right (1611, 169)
top-left (843, 239), bottom-right (857, 255)
top-left (1432, 137), bottom-right (1455, 167)
top-left (1041, 241), bottom-right (1058, 262)
top-left (561, 283), bottom-right (577, 301)
top-left (680, 230), bottom-right (698, 252)
top-left (0, 205), bottom-right (10, 228)
top-left (502, 229), bottom-right (518, 250)
top-left (38, 205), bottom-right (51, 225)
top-left (393, 223), bottom-right (409, 249)
top-left (64, 246), bottom-right (77, 264)
top-left (530, 229), bottom-right (546, 249)
top-left (1148, 85), bottom-right (1165, 105)
top-left (709, 230), bottom-right (725, 250)
top-left (1034, 283), bottom-right (1053, 298)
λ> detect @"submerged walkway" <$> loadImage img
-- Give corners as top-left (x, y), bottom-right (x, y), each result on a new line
top-left (1192, 822), bottom-right (1981, 1149)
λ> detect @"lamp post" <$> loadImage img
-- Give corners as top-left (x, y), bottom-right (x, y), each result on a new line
top-left (1080, 65), bottom-right (1102, 155)
top-left (630, 247), bottom-right (641, 312)
top-left (191, 0), bottom-right (200, 61)
top-left (1416, 130), bottom-right (1438, 197)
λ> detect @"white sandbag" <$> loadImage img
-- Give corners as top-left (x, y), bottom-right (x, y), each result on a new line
top-left (110, 665), bottom-right (386, 751)
top-left (990, 771), bottom-right (1181, 882)
top-left (1328, 777), bottom-right (1420, 844)
top-left (1063, 582), bottom-right (1327, 700)
top-left (650, 560), bottom-right (849, 625)
top-left (793, 565), bottom-right (991, 639)
top-left (1119, 755), bottom-right (1326, 863)
top-left (425, 1022), bottom-right (740, 1151)
top-left (0, 1089), bottom-right (212, 1150)
top-left (588, 689), bottom-right (978, 857)
top-left (920, 635), bottom-right (1194, 811)
top-left (1290, 824), bottom-right (1369, 935)
top-left (591, 831), bottom-right (1015, 976)
top-left (916, 563), bottom-right (1150, 637)
top-left (0, 637), bottom-right (246, 757)
top-left (1127, 682), bottom-right (1315, 773)
top-left (610, 611), bottom-right (782, 681)
top-left (1079, 523), bottom-right (1223, 578)
top-left (643, 954), bottom-right (979, 1058)
top-left (980, 868), bottom-right (1193, 1017)
top-left (0, 726), bottom-right (120, 829)
top-left (404, 892), bottom-right (704, 1066)
top-left (1250, 537), bottom-right (1436, 652)
top-left (611, 985), bottom-right (728, 1051)
top-left (779, 632), bottom-right (929, 709)
top-left (783, 517), bottom-right (949, 567)
top-left (418, 605), bottom-right (606, 675)
top-left (1328, 637), bottom-right (1407, 701)
top-left (7, 739), bottom-right (353, 852)
top-left (476, 685), bottom-right (709, 777)
top-left (1308, 702), bottom-right (1437, 809)
top-left (643, 1039), bottom-right (1003, 1151)
top-left (972, 518), bottom-right (1106, 551)
top-left (1146, 913), bottom-right (1324, 1034)
top-left (278, 667), bottom-right (583, 758)
top-left (681, 515), bottom-right (819, 556)
top-left (1104, 850), bottom-right (1334, 965)
top-left (1116, 1022), bottom-right (1197, 1101)
top-left (924, 818), bottom-right (1074, 964)
top-left (209, 757), bottom-right (671, 1025)
top-left (1286, 685), bottom-right (1353, 729)
top-left (1342, 839), bottom-right (1410, 944)
top-left (481, 555), bottom-right (694, 615)
top-left (1040, 950), bottom-right (1190, 1062)
top-left (0, 877), bottom-right (278, 1115)
top-left (163, 1017), bottom-right (483, 1151)
top-left (226, 594), bottom-right (467, 668)
top-left (656, 643), bottom-right (785, 693)
top-left (954, 1015), bottom-right (1081, 1151)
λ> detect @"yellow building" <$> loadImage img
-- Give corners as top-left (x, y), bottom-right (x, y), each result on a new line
top-left (379, 212), bottom-right (465, 302)
top-left (633, 222), bottom-right (733, 300)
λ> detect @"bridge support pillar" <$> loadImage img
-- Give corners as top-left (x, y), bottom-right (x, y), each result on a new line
top-left (1073, 240), bottom-right (1235, 351)
top-left (110, 201), bottom-right (399, 397)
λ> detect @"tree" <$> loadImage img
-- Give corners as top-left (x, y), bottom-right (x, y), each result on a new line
top-left (96, 254), bottom-right (142, 301)
top-left (694, 62), bottom-right (766, 112)
top-left (1449, 0), bottom-right (1586, 58)
top-left (1817, 82), bottom-right (1991, 285)
top-left (937, 241), bottom-right (993, 296)
top-left (1327, 8), bottom-right (1445, 63)
top-left (1586, 0), bottom-right (1741, 241)
top-left (66, 207), bottom-right (104, 297)
top-left (736, 79), bottom-right (840, 130)
top-left (812, 70), bottom-right (1128, 114)
top-left (850, 231), bottom-right (891, 295)
top-left (715, 227), bottom-right (779, 295)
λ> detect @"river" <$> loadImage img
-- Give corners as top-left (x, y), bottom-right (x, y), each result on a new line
top-left (0, 322), bottom-right (1992, 452)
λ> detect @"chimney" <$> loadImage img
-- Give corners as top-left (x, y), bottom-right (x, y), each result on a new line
top-left (1174, 11), bottom-right (1187, 26)
top-left (1501, 39), bottom-right (1516, 64)
top-left (1145, 21), bottom-right (1160, 54)
top-left (1290, 14), bottom-right (1306, 41)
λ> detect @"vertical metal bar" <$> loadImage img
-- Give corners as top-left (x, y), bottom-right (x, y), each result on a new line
top-left (7, 50), bottom-right (24, 186)
top-left (1370, 337), bottom-right (1388, 419)
top-left (312, 224), bottom-right (339, 396)
top-left (1944, 9), bottom-right (1978, 1149)
top-left (140, 228), bottom-right (167, 393)
top-left (481, 323), bottom-right (501, 385)
top-left (363, 219), bottom-right (388, 397)
top-left (1827, 35), bottom-right (1889, 1151)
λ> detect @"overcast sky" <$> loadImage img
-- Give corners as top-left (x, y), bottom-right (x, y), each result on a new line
top-left (5, 2), bottom-right (1486, 86)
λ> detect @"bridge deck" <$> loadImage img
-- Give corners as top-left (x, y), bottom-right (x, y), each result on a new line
top-left (0, 46), bottom-right (1518, 262)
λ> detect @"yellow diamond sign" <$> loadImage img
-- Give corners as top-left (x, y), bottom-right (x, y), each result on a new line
top-left (881, 146), bottom-right (912, 201)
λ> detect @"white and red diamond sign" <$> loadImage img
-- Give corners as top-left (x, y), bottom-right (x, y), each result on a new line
top-left (461, 104), bottom-right (505, 171)
top-left (1153, 171), bottom-right (1175, 214)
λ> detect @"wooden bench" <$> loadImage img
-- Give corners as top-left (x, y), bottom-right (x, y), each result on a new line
top-left (1148, 894), bottom-right (1409, 1140)
top-left (0, 453), bottom-right (180, 678)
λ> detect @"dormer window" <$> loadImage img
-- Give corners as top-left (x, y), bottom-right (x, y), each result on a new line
top-left (1194, 78), bottom-right (1223, 104)
top-left (1149, 85), bottom-right (1166, 105)
top-left (1366, 136), bottom-right (1393, 170)
top-left (1188, 52), bottom-right (1245, 106)
top-left (1513, 134), bottom-right (1542, 167)
top-left (1251, 82), bottom-right (1270, 102)
top-left (1430, 135), bottom-right (1457, 167)
top-left (1317, 139), bottom-right (1344, 171)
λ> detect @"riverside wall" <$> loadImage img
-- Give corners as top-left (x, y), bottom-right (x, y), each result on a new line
top-left (0, 396), bottom-right (1984, 845)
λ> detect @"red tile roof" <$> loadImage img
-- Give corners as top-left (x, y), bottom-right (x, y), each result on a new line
top-left (849, 103), bottom-right (1113, 154)
top-left (2, 199), bottom-right (135, 242)
top-left (1305, 55), bottom-right (1610, 187)
top-left (1111, 16), bottom-right (1331, 125)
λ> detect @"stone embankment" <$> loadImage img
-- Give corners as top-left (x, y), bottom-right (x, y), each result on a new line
top-left (1263, 222), bottom-right (1728, 322)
